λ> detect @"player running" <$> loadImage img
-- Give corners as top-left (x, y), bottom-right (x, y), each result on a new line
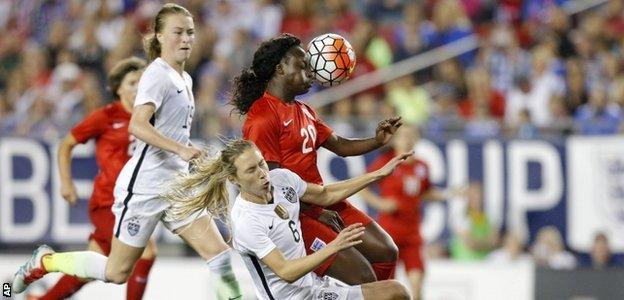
top-left (163, 139), bottom-right (410, 300)
top-left (12, 4), bottom-right (241, 299)
top-left (38, 57), bottom-right (155, 300)
top-left (231, 33), bottom-right (402, 284)
top-left (360, 125), bottom-right (464, 299)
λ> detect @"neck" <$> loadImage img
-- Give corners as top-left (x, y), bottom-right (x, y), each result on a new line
top-left (266, 81), bottom-right (294, 103)
top-left (162, 56), bottom-right (185, 74)
top-left (120, 99), bottom-right (132, 113)
top-left (241, 189), bottom-right (272, 205)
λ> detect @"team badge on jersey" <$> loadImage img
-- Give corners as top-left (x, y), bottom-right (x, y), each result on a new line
top-left (274, 204), bottom-right (289, 220)
top-left (127, 217), bottom-right (141, 236)
top-left (310, 237), bottom-right (326, 252)
top-left (281, 187), bottom-right (297, 203)
top-left (318, 290), bottom-right (339, 300)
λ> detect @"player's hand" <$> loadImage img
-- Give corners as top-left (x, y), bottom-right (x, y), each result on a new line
top-left (374, 116), bottom-right (402, 146)
top-left (178, 145), bottom-right (202, 162)
top-left (375, 151), bottom-right (413, 177)
top-left (60, 182), bottom-right (78, 205)
top-left (318, 209), bottom-right (345, 233)
top-left (328, 223), bottom-right (365, 252)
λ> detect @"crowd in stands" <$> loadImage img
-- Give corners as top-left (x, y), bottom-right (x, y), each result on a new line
top-left (0, 0), bottom-right (623, 268)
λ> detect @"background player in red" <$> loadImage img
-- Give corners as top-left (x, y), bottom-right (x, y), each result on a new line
top-left (43, 57), bottom-right (156, 300)
top-left (230, 33), bottom-right (402, 284)
top-left (360, 125), bottom-right (465, 299)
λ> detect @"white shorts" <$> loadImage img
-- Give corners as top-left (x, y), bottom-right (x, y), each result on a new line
top-left (112, 186), bottom-right (207, 248)
top-left (306, 276), bottom-right (363, 300)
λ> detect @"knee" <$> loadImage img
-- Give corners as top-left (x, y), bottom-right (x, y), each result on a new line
top-left (105, 268), bottom-right (131, 284)
top-left (388, 280), bottom-right (410, 300)
top-left (142, 239), bottom-right (158, 259)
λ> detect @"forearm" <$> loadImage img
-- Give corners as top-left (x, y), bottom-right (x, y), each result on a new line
top-left (322, 172), bottom-right (381, 206)
top-left (422, 188), bottom-right (447, 201)
top-left (130, 120), bottom-right (182, 154)
top-left (329, 136), bottom-right (381, 157)
top-left (358, 188), bottom-right (386, 210)
top-left (57, 139), bottom-right (76, 183)
top-left (278, 247), bottom-right (336, 283)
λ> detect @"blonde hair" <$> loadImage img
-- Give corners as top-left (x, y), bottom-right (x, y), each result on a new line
top-left (163, 139), bottom-right (255, 223)
top-left (143, 3), bottom-right (193, 61)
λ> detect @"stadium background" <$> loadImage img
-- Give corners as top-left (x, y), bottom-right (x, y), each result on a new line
top-left (1, 0), bottom-right (623, 299)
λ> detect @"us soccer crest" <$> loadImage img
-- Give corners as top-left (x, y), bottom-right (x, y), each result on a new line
top-left (127, 217), bottom-right (141, 236)
top-left (281, 187), bottom-right (297, 203)
top-left (317, 290), bottom-right (339, 300)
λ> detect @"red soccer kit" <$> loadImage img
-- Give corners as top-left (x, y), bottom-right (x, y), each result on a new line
top-left (70, 101), bottom-right (133, 253)
top-left (368, 151), bottom-right (431, 271)
top-left (243, 92), bottom-right (373, 275)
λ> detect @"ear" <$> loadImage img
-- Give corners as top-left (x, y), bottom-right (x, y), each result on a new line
top-left (274, 62), bottom-right (285, 76)
top-left (228, 175), bottom-right (240, 187)
top-left (156, 32), bottom-right (164, 44)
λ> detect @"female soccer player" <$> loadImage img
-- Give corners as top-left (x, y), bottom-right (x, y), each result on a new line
top-left (360, 125), bottom-right (463, 299)
top-left (12, 4), bottom-right (241, 299)
top-left (40, 57), bottom-right (155, 300)
top-left (164, 139), bottom-right (410, 300)
top-left (230, 34), bottom-right (402, 284)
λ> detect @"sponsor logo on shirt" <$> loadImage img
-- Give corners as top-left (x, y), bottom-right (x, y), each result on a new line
top-left (310, 237), bottom-right (326, 252)
top-left (283, 119), bottom-right (293, 126)
top-left (318, 290), bottom-right (339, 300)
top-left (112, 122), bottom-right (126, 129)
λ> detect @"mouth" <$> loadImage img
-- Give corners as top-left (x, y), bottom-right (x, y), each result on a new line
top-left (263, 181), bottom-right (270, 190)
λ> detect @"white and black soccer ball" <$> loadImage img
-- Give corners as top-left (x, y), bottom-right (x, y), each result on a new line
top-left (307, 33), bottom-right (356, 87)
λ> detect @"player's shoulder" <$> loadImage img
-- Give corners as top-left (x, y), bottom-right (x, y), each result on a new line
top-left (248, 96), bottom-right (278, 115)
top-left (141, 59), bottom-right (169, 81)
top-left (269, 168), bottom-right (294, 183)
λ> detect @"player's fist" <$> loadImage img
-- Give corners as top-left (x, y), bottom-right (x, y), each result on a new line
top-left (328, 223), bottom-right (364, 252)
top-left (60, 182), bottom-right (78, 205)
top-left (178, 145), bottom-right (201, 162)
top-left (374, 116), bottom-right (403, 146)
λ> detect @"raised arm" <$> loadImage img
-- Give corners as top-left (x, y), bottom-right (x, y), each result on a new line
top-left (300, 151), bottom-right (413, 206)
top-left (261, 224), bottom-right (364, 283)
top-left (322, 116), bottom-right (402, 157)
top-left (57, 134), bottom-right (80, 205)
top-left (129, 103), bottom-right (199, 161)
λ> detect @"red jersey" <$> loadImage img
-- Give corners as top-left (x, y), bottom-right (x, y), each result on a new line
top-left (70, 101), bottom-right (133, 207)
top-left (243, 92), bottom-right (333, 185)
top-left (367, 151), bottom-right (431, 244)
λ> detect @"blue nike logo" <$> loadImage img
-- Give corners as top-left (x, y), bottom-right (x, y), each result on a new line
top-left (268, 219), bottom-right (274, 230)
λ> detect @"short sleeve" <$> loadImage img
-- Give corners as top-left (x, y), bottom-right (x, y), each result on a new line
top-left (134, 66), bottom-right (167, 111)
top-left (420, 162), bottom-right (431, 192)
top-left (70, 108), bottom-right (107, 143)
top-left (277, 169), bottom-right (307, 198)
top-left (234, 218), bottom-right (277, 259)
top-left (243, 108), bottom-right (282, 163)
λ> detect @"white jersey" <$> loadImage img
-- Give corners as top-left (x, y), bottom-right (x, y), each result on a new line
top-left (116, 58), bottom-right (194, 195)
top-left (232, 169), bottom-right (315, 299)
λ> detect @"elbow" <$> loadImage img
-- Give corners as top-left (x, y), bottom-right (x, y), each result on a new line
top-left (128, 119), bottom-right (140, 136)
top-left (275, 269), bottom-right (299, 283)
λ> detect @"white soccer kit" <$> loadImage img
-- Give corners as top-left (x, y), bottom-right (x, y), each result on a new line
top-left (232, 169), bottom-right (364, 300)
top-left (113, 57), bottom-right (203, 248)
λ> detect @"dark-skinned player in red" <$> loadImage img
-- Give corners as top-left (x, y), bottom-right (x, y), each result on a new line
top-left (41, 57), bottom-right (156, 300)
top-left (230, 33), bottom-right (402, 284)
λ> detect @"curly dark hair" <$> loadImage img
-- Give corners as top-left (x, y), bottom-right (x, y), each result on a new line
top-left (229, 33), bottom-right (301, 115)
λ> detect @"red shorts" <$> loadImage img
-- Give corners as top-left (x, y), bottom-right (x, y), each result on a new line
top-left (88, 204), bottom-right (115, 255)
top-left (396, 239), bottom-right (424, 272)
top-left (302, 200), bottom-right (373, 276)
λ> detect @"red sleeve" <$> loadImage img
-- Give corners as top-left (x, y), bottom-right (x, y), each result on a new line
top-left (305, 103), bottom-right (333, 148)
top-left (70, 108), bottom-right (107, 143)
top-left (420, 161), bottom-right (432, 193)
top-left (242, 107), bottom-right (282, 163)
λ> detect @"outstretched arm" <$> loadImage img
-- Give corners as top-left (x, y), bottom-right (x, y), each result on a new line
top-left (57, 134), bottom-right (79, 205)
top-left (322, 116), bottom-right (402, 157)
top-left (301, 152), bottom-right (413, 206)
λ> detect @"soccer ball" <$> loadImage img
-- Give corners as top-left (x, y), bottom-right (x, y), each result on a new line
top-left (307, 33), bottom-right (356, 87)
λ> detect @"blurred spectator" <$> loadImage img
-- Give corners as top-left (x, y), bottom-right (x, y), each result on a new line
top-left (487, 231), bottom-right (532, 263)
top-left (513, 109), bottom-right (539, 139)
top-left (429, 0), bottom-right (476, 67)
top-left (324, 97), bottom-right (356, 137)
top-left (574, 85), bottom-right (622, 135)
top-left (589, 232), bottom-right (614, 269)
top-left (426, 83), bottom-right (463, 138)
top-left (385, 75), bottom-right (431, 126)
top-left (464, 102), bottom-right (501, 139)
top-left (564, 58), bottom-right (588, 113)
top-left (393, 3), bottom-right (434, 61)
top-left (459, 66), bottom-right (505, 120)
top-left (531, 226), bottom-right (577, 270)
top-left (481, 23), bottom-right (531, 93)
top-left (450, 181), bottom-right (499, 261)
